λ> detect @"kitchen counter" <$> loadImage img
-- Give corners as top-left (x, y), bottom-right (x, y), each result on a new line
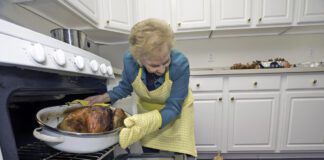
top-left (190, 67), bottom-right (324, 75)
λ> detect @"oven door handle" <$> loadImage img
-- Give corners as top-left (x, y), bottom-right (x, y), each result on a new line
top-left (33, 127), bottom-right (64, 143)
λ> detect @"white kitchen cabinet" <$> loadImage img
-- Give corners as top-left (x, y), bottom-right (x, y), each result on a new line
top-left (59, 0), bottom-right (100, 25)
top-left (280, 73), bottom-right (324, 151)
top-left (102, 0), bottom-right (134, 32)
top-left (215, 0), bottom-right (252, 28)
top-left (190, 72), bottom-right (324, 157)
top-left (134, 0), bottom-right (172, 25)
top-left (215, 0), bottom-right (294, 28)
top-left (281, 91), bottom-right (324, 151)
top-left (190, 76), bottom-right (223, 151)
top-left (256, 0), bottom-right (294, 26)
top-left (193, 93), bottom-right (223, 151)
top-left (174, 0), bottom-right (211, 31)
top-left (297, 0), bottom-right (324, 24)
top-left (227, 92), bottom-right (280, 151)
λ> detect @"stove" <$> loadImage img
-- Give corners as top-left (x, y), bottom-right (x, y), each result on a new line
top-left (17, 141), bottom-right (115, 160)
top-left (0, 19), bottom-right (114, 79)
top-left (0, 19), bottom-right (115, 160)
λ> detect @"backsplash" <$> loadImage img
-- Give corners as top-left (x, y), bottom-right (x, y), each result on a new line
top-left (176, 33), bottom-right (324, 69)
top-left (99, 33), bottom-right (324, 70)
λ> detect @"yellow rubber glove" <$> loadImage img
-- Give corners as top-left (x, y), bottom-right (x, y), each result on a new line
top-left (119, 110), bottom-right (162, 149)
top-left (67, 99), bottom-right (110, 107)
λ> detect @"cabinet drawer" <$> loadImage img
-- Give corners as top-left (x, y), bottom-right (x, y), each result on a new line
top-left (287, 73), bottom-right (324, 89)
top-left (190, 76), bottom-right (223, 91)
top-left (229, 75), bottom-right (281, 91)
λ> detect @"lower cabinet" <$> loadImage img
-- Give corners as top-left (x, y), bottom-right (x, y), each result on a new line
top-left (193, 93), bottom-right (223, 151)
top-left (281, 91), bottom-right (324, 151)
top-left (227, 92), bottom-right (280, 151)
top-left (192, 72), bottom-right (324, 157)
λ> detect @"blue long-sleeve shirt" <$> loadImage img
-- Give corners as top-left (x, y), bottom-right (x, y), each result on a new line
top-left (108, 49), bottom-right (190, 128)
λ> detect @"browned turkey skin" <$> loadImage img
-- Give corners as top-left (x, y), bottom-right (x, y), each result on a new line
top-left (58, 107), bottom-right (126, 133)
top-left (112, 108), bottom-right (127, 129)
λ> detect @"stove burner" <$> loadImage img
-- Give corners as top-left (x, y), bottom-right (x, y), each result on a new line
top-left (17, 141), bottom-right (114, 160)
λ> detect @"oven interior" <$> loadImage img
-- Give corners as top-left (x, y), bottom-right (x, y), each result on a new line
top-left (9, 93), bottom-right (117, 160)
top-left (0, 66), bottom-right (116, 160)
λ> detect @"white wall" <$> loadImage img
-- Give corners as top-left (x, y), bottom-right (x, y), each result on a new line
top-left (99, 33), bottom-right (324, 70)
top-left (99, 43), bottom-right (129, 69)
top-left (177, 34), bottom-right (324, 69)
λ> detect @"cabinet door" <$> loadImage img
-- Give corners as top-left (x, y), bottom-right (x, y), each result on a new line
top-left (227, 92), bottom-right (280, 151)
top-left (215, 0), bottom-right (252, 28)
top-left (281, 91), bottom-right (324, 150)
top-left (134, 0), bottom-right (172, 25)
top-left (174, 0), bottom-right (211, 31)
top-left (103, 0), bottom-right (133, 32)
top-left (297, 0), bottom-right (324, 23)
top-left (61, 0), bottom-right (100, 24)
top-left (256, 0), bottom-right (294, 26)
top-left (193, 93), bottom-right (223, 151)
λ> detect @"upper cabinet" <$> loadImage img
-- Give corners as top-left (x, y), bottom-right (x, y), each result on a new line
top-left (215, 0), bottom-right (294, 28)
top-left (215, 0), bottom-right (252, 28)
top-left (174, 0), bottom-right (211, 32)
top-left (297, 0), bottom-right (324, 24)
top-left (102, 0), bottom-right (134, 32)
top-left (134, 0), bottom-right (172, 25)
top-left (256, 0), bottom-right (294, 26)
top-left (58, 0), bottom-right (100, 25)
top-left (15, 0), bottom-right (324, 41)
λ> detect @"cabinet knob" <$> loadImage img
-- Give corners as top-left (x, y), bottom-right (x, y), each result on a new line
top-left (247, 18), bottom-right (251, 23)
top-left (196, 83), bottom-right (200, 87)
top-left (230, 97), bottom-right (234, 101)
top-left (178, 22), bottom-right (181, 27)
top-left (107, 20), bottom-right (110, 24)
top-left (259, 18), bottom-right (262, 22)
top-left (313, 79), bottom-right (318, 84)
top-left (218, 97), bottom-right (223, 101)
top-left (253, 81), bottom-right (258, 86)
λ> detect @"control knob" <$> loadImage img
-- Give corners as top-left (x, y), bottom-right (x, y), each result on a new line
top-left (90, 60), bottom-right (99, 72)
top-left (100, 64), bottom-right (107, 74)
top-left (106, 65), bottom-right (113, 76)
top-left (53, 49), bottom-right (66, 66)
top-left (29, 43), bottom-right (46, 64)
top-left (74, 56), bottom-right (85, 70)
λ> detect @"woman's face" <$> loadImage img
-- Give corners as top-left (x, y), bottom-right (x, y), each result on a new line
top-left (140, 44), bottom-right (171, 76)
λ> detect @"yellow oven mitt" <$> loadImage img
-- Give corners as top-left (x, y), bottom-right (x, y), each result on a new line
top-left (119, 110), bottom-right (162, 149)
top-left (67, 99), bottom-right (109, 107)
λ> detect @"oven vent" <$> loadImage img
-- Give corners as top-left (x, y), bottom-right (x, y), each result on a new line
top-left (18, 141), bottom-right (114, 160)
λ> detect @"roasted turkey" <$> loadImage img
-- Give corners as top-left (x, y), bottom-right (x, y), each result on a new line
top-left (58, 107), bottom-right (126, 133)
top-left (112, 108), bottom-right (127, 129)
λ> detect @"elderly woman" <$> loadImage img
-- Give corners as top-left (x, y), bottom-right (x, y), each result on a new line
top-left (85, 18), bottom-right (197, 157)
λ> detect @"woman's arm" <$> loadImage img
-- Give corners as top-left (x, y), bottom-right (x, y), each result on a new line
top-left (108, 52), bottom-right (138, 104)
top-left (160, 52), bottom-right (190, 128)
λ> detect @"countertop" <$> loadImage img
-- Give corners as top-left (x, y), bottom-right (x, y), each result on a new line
top-left (190, 67), bottom-right (324, 76)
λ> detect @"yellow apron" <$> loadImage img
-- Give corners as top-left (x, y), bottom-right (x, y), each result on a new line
top-left (131, 67), bottom-right (197, 157)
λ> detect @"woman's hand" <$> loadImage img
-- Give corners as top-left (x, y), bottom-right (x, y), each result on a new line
top-left (84, 93), bottom-right (110, 106)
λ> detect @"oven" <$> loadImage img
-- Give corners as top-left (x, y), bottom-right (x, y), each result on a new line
top-left (0, 19), bottom-right (115, 160)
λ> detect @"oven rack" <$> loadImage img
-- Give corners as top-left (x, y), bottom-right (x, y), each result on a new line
top-left (17, 141), bottom-right (115, 160)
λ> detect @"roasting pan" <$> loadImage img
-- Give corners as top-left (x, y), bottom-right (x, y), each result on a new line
top-left (33, 104), bottom-right (130, 153)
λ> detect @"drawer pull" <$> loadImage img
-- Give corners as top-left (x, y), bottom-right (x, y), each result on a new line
top-left (313, 79), bottom-right (318, 85)
top-left (218, 97), bottom-right (223, 101)
top-left (253, 81), bottom-right (258, 86)
top-left (196, 83), bottom-right (200, 87)
top-left (230, 97), bottom-right (234, 101)
top-left (258, 17), bottom-right (262, 22)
